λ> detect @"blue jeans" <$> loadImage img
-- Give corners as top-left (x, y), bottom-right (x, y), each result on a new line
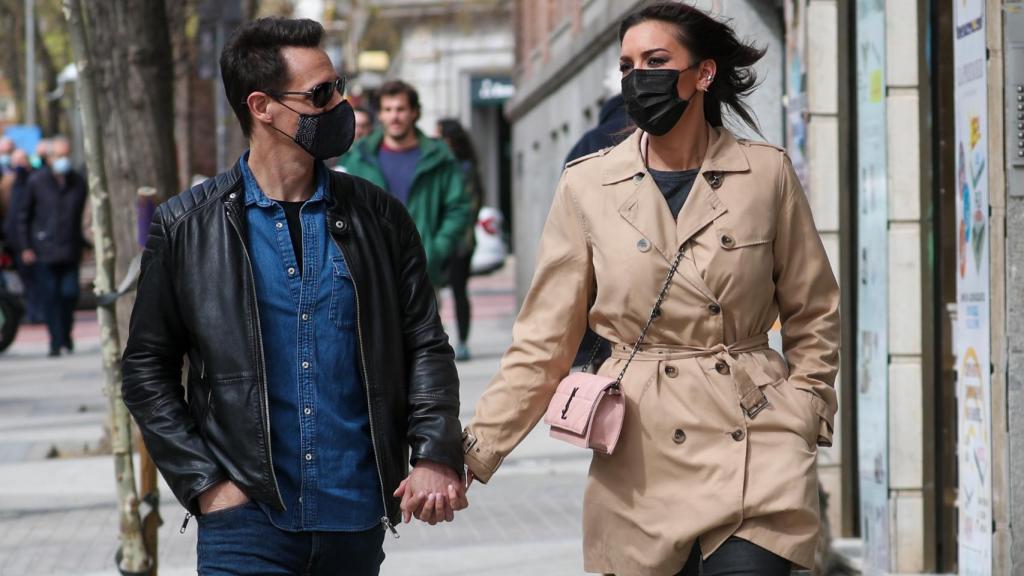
top-left (197, 501), bottom-right (386, 576)
top-left (676, 536), bottom-right (792, 576)
top-left (33, 262), bottom-right (79, 353)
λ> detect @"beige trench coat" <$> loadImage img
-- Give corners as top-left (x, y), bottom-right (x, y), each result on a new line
top-left (463, 127), bottom-right (840, 575)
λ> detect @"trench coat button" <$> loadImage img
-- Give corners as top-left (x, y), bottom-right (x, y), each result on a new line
top-left (720, 234), bottom-right (735, 248)
top-left (731, 429), bottom-right (745, 442)
top-left (633, 173), bottom-right (644, 184)
top-left (673, 429), bottom-right (686, 444)
top-left (665, 365), bottom-right (678, 378)
top-left (708, 303), bottom-right (722, 315)
top-left (708, 173), bottom-right (722, 189)
top-left (715, 361), bottom-right (730, 375)
top-left (637, 238), bottom-right (651, 253)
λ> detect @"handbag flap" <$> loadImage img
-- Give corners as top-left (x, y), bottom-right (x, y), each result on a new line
top-left (543, 372), bottom-right (617, 435)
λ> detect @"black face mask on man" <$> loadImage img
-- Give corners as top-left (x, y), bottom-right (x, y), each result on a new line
top-left (620, 63), bottom-right (698, 136)
top-left (271, 99), bottom-right (356, 160)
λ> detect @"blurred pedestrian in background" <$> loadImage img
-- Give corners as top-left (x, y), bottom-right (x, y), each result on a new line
top-left (339, 80), bottom-right (471, 288)
top-left (353, 105), bottom-right (374, 141)
top-left (30, 139), bottom-right (49, 170)
top-left (437, 118), bottom-right (482, 361)
top-left (462, 3), bottom-right (839, 575)
top-left (17, 137), bottom-right (87, 356)
top-left (2, 148), bottom-right (42, 323)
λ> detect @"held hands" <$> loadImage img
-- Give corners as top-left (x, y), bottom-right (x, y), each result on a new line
top-left (393, 460), bottom-right (470, 525)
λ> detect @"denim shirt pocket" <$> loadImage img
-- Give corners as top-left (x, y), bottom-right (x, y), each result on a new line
top-left (328, 255), bottom-right (357, 329)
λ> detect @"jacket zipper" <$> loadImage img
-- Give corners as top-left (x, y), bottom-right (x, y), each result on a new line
top-left (332, 235), bottom-right (399, 539)
top-left (226, 202), bottom-right (285, 511)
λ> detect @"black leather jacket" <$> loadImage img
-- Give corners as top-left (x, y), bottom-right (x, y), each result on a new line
top-left (122, 161), bottom-right (463, 526)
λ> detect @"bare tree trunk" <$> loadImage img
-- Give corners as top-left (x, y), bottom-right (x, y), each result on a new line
top-left (166, 0), bottom-right (192, 191)
top-left (62, 0), bottom-right (151, 573)
top-left (33, 15), bottom-right (62, 135)
top-left (79, 0), bottom-right (178, 340)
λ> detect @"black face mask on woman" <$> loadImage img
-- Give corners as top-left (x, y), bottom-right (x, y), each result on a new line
top-left (272, 99), bottom-right (356, 160)
top-left (620, 63), bottom-right (698, 136)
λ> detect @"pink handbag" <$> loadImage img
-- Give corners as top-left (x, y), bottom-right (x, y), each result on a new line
top-left (544, 245), bottom-right (687, 455)
top-left (543, 372), bottom-right (625, 454)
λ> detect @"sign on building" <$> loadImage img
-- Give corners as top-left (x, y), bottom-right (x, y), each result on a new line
top-left (953, 0), bottom-right (992, 573)
top-left (855, 0), bottom-right (890, 571)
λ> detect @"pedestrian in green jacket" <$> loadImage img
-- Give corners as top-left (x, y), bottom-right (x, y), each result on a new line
top-left (338, 80), bottom-right (471, 286)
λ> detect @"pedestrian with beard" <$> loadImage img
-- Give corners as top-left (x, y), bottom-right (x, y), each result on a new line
top-left (461, 3), bottom-right (840, 575)
top-left (338, 81), bottom-right (471, 289)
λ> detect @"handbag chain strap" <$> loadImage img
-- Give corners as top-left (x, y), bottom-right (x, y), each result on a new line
top-left (610, 244), bottom-right (687, 389)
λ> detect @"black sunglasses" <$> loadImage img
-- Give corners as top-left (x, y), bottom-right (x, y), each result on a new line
top-left (268, 77), bottom-right (346, 109)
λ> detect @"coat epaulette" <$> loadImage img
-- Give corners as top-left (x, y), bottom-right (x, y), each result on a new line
top-left (737, 139), bottom-right (786, 153)
top-left (565, 147), bottom-right (612, 169)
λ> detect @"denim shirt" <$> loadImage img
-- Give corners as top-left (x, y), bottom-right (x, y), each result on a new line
top-left (241, 153), bottom-right (383, 531)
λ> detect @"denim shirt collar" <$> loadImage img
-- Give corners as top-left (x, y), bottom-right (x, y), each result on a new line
top-left (240, 150), bottom-right (328, 208)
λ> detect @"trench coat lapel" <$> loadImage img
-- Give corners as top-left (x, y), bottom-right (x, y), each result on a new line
top-left (605, 127), bottom-right (752, 263)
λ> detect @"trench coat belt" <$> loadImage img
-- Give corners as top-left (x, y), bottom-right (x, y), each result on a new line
top-left (610, 334), bottom-right (773, 419)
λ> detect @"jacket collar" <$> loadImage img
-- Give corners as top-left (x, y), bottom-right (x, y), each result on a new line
top-left (610, 126), bottom-right (747, 262)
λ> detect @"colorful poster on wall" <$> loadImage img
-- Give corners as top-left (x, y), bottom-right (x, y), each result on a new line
top-left (855, 0), bottom-right (889, 572)
top-left (954, 0), bottom-right (992, 573)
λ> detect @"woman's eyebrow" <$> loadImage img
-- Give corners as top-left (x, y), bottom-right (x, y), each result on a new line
top-left (640, 48), bottom-right (670, 58)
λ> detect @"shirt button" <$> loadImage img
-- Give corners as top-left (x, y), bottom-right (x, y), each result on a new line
top-left (673, 429), bottom-right (686, 444)
top-left (305, 453), bottom-right (313, 461)
top-left (302, 313), bottom-right (309, 321)
top-left (288, 267), bottom-right (296, 276)
top-left (302, 361), bottom-right (310, 369)
top-left (708, 303), bottom-right (722, 315)
top-left (731, 429), bottom-right (745, 442)
top-left (304, 407), bottom-right (312, 415)
top-left (664, 365), bottom-right (678, 378)
top-left (715, 361), bottom-right (730, 375)
top-left (276, 222), bottom-right (284, 230)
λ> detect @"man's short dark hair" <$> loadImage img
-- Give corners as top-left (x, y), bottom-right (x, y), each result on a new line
top-left (220, 17), bottom-right (324, 137)
top-left (377, 80), bottom-right (421, 113)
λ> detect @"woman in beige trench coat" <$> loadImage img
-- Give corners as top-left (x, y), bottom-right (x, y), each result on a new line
top-left (461, 4), bottom-right (840, 575)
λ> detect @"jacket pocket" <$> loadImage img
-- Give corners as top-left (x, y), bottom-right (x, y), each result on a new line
top-left (329, 256), bottom-right (357, 329)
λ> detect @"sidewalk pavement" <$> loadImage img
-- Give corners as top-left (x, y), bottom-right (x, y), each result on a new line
top-left (0, 260), bottom-right (595, 576)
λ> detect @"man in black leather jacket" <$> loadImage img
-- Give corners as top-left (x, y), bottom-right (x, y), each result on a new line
top-left (122, 18), bottom-right (465, 575)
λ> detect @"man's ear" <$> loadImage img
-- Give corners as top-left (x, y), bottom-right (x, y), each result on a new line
top-left (248, 92), bottom-right (274, 127)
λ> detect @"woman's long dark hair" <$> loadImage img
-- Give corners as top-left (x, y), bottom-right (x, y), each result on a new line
top-left (438, 118), bottom-right (479, 165)
top-left (619, 2), bottom-right (766, 134)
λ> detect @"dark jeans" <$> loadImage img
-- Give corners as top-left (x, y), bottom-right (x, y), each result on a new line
top-left (197, 501), bottom-right (386, 576)
top-left (448, 246), bottom-right (473, 343)
top-left (34, 262), bottom-right (79, 353)
top-left (676, 537), bottom-right (792, 576)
